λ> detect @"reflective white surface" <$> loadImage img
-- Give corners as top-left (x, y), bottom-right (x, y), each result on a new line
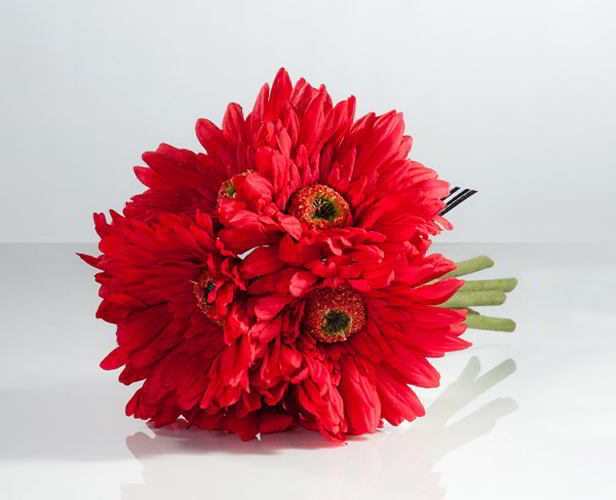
top-left (1, 243), bottom-right (615, 499)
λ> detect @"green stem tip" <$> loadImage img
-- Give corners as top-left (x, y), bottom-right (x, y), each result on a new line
top-left (440, 290), bottom-right (506, 308)
top-left (466, 314), bottom-right (517, 332)
top-left (443, 255), bottom-right (494, 279)
top-left (461, 278), bottom-right (518, 293)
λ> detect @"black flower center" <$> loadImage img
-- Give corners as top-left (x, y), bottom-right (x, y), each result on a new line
top-left (322, 310), bottom-right (350, 333)
top-left (312, 196), bottom-right (338, 222)
top-left (194, 272), bottom-right (223, 325)
top-left (202, 281), bottom-right (216, 304)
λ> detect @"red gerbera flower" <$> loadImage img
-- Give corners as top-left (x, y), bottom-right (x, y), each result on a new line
top-left (80, 209), bottom-right (468, 440)
top-left (125, 69), bottom-right (451, 256)
top-left (81, 68), bottom-right (477, 442)
top-left (79, 211), bottom-right (245, 414)
top-left (229, 248), bottom-right (470, 441)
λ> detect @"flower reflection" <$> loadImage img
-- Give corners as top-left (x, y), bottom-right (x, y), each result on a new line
top-left (123, 356), bottom-right (517, 500)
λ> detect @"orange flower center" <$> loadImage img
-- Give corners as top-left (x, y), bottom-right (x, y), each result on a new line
top-left (302, 286), bottom-right (366, 343)
top-left (289, 184), bottom-right (350, 230)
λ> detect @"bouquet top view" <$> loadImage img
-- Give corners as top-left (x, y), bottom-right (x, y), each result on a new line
top-left (79, 68), bottom-right (517, 442)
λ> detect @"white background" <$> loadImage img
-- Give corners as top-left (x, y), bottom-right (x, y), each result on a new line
top-left (1, 0), bottom-right (615, 243)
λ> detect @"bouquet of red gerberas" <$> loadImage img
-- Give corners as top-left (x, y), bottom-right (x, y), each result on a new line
top-left (79, 68), bottom-right (517, 442)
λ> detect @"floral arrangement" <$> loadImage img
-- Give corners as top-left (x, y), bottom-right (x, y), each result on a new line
top-left (79, 69), bottom-right (517, 442)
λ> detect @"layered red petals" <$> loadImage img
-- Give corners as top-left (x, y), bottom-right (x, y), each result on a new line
top-left (339, 357), bottom-right (381, 435)
top-left (82, 68), bottom-right (472, 443)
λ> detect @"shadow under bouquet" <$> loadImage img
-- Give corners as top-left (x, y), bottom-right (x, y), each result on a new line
top-left (79, 68), bottom-right (517, 442)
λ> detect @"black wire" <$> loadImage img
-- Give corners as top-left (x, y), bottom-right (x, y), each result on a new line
top-left (440, 189), bottom-right (477, 216)
top-left (441, 186), bottom-right (460, 201)
top-left (443, 188), bottom-right (471, 207)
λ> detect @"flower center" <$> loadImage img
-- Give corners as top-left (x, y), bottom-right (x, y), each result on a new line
top-left (194, 272), bottom-right (217, 317)
top-left (289, 184), bottom-right (350, 229)
top-left (312, 196), bottom-right (337, 221)
top-left (202, 281), bottom-right (216, 301)
top-left (302, 286), bottom-right (366, 343)
top-left (222, 181), bottom-right (236, 199)
top-left (322, 310), bottom-right (351, 334)
top-left (217, 170), bottom-right (254, 204)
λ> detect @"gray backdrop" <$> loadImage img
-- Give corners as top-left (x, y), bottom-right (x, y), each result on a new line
top-left (1, 0), bottom-right (614, 242)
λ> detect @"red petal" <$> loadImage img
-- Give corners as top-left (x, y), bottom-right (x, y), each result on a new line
top-left (100, 347), bottom-right (128, 370)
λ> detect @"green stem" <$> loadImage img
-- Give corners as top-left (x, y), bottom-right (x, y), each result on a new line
top-left (466, 314), bottom-right (516, 332)
top-left (442, 255), bottom-right (494, 279)
top-left (461, 278), bottom-right (518, 292)
top-left (440, 290), bottom-right (506, 308)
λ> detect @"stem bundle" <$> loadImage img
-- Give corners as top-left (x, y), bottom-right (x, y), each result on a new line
top-left (437, 256), bottom-right (518, 333)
